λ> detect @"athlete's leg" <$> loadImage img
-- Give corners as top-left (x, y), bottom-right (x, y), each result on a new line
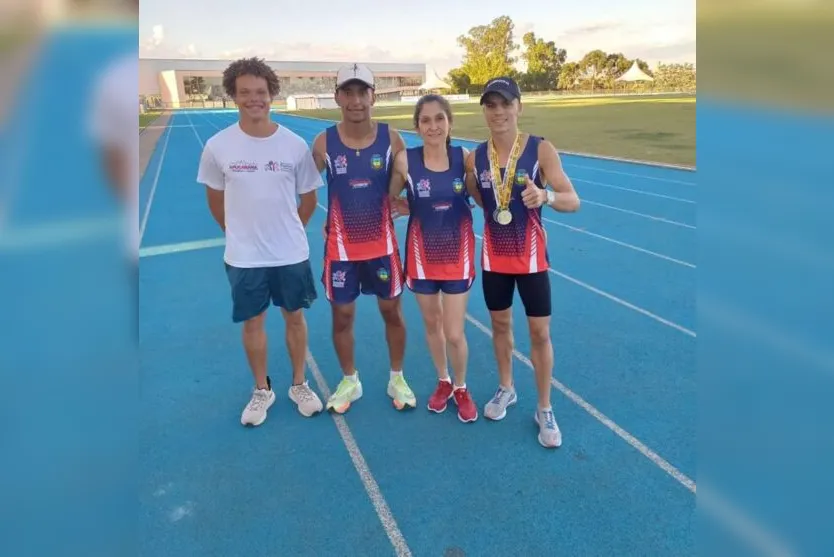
top-left (440, 279), bottom-right (473, 387)
top-left (322, 259), bottom-right (363, 413)
top-left (331, 302), bottom-right (357, 375)
top-left (482, 271), bottom-right (516, 388)
top-left (242, 312), bottom-right (268, 386)
top-left (518, 271), bottom-right (561, 448)
top-left (269, 260), bottom-right (323, 417)
top-left (517, 271), bottom-right (553, 407)
top-left (364, 253), bottom-right (406, 371)
top-left (441, 278), bottom-right (477, 422)
top-left (378, 296), bottom-right (406, 372)
top-left (322, 259), bottom-right (361, 376)
top-left (410, 278), bottom-right (454, 413)
top-left (410, 280), bottom-right (447, 380)
top-left (226, 264), bottom-right (275, 426)
top-left (481, 270), bottom-right (518, 420)
top-left (365, 254), bottom-right (414, 409)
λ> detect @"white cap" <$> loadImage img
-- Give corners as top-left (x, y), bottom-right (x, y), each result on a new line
top-left (336, 63), bottom-right (375, 90)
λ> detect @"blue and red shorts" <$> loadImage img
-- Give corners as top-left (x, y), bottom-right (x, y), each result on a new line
top-left (322, 252), bottom-right (404, 304)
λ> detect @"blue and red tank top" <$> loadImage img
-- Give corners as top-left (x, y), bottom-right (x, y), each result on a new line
top-left (403, 145), bottom-right (475, 281)
top-left (472, 134), bottom-right (549, 274)
top-left (323, 122), bottom-right (397, 261)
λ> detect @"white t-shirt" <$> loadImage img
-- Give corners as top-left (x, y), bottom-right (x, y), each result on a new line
top-left (197, 123), bottom-right (323, 268)
top-left (89, 52), bottom-right (139, 261)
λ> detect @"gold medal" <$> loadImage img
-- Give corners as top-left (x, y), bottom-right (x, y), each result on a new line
top-left (487, 133), bottom-right (522, 225)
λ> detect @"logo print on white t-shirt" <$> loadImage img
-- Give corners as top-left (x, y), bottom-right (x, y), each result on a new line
top-left (264, 160), bottom-right (294, 173)
top-left (230, 160), bottom-right (258, 172)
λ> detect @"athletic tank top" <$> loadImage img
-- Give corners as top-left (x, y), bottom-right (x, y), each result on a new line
top-left (403, 145), bottom-right (475, 281)
top-left (473, 134), bottom-right (550, 274)
top-left (324, 122), bottom-right (396, 261)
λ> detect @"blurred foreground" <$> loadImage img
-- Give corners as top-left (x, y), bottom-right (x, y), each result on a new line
top-left (0, 0), bottom-right (833, 555)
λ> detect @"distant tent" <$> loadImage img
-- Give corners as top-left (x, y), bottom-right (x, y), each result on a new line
top-left (616, 61), bottom-right (654, 82)
top-left (615, 61), bottom-right (654, 93)
top-left (418, 69), bottom-right (451, 91)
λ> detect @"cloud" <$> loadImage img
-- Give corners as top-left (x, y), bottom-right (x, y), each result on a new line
top-left (545, 18), bottom-right (695, 64)
top-left (141, 24), bottom-right (164, 52)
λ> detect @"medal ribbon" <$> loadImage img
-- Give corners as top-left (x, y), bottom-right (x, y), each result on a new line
top-left (487, 133), bottom-right (522, 214)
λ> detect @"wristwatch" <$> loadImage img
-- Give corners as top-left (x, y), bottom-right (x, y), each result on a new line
top-left (546, 190), bottom-right (556, 206)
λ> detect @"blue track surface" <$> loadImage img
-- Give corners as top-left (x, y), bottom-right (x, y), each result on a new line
top-left (139, 109), bottom-right (696, 556)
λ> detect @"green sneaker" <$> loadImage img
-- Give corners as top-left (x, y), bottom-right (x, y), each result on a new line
top-left (387, 374), bottom-right (416, 410)
top-left (326, 374), bottom-right (363, 414)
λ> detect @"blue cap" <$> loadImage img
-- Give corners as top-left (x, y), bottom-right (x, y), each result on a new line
top-left (480, 77), bottom-right (521, 104)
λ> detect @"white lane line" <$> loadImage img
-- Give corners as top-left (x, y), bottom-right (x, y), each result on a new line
top-left (542, 217), bottom-right (696, 268)
top-left (139, 237), bottom-right (225, 258)
top-left (305, 351), bottom-right (412, 557)
top-left (581, 199), bottom-right (696, 229)
top-left (575, 178), bottom-right (696, 204)
top-left (566, 164), bottom-right (696, 185)
top-left (186, 113), bottom-right (205, 147)
top-left (139, 116), bottom-right (174, 244)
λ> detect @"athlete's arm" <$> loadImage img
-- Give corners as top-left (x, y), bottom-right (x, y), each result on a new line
top-left (196, 143), bottom-right (226, 231)
top-left (311, 131), bottom-right (327, 173)
top-left (463, 149), bottom-right (483, 208)
top-left (388, 149), bottom-right (408, 199)
top-left (389, 127), bottom-right (407, 159)
top-left (296, 146), bottom-right (323, 227)
top-left (311, 131), bottom-right (328, 237)
top-left (538, 139), bottom-right (580, 212)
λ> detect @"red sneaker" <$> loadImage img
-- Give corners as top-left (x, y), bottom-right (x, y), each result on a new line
top-left (427, 380), bottom-right (454, 413)
top-left (453, 387), bottom-right (478, 423)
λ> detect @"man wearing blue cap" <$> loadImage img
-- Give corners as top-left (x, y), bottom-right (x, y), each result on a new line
top-left (464, 76), bottom-right (580, 448)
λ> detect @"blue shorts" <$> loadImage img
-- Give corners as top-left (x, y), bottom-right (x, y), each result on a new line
top-left (323, 253), bottom-right (403, 304)
top-left (406, 276), bottom-right (474, 295)
top-left (225, 260), bottom-right (317, 323)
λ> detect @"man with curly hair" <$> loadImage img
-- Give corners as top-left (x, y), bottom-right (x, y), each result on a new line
top-left (197, 57), bottom-right (324, 426)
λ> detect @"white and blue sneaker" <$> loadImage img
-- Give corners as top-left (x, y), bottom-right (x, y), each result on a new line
top-left (484, 385), bottom-right (517, 420)
top-left (534, 408), bottom-right (562, 448)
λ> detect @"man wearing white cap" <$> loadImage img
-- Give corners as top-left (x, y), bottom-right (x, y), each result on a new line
top-left (310, 63), bottom-right (417, 413)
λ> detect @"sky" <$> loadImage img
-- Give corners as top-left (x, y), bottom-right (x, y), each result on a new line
top-left (139, 0), bottom-right (695, 75)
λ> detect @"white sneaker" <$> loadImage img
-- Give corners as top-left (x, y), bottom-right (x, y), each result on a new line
top-left (534, 408), bottom-right (562, 448)
top-left (288, 381), bottom-right (324, 417)
top-left (241, 386), bottom-right (276, 426)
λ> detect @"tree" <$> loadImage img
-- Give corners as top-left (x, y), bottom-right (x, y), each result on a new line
top-left (446, 68), bottom-right (471, 94)
top-left (653, 62), bottom-right (696, 91)
top-left (557, 62), bottom-right (581, 90)
top-left (578, 49), bottom-right (608, 92)
top-left (456, 15), bottom-right (518, 85)
top-left (519, 31), bottom-right (566, 91)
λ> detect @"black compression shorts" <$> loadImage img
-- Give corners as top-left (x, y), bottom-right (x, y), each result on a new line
top-left (481, 270), bottom-right (551, 317)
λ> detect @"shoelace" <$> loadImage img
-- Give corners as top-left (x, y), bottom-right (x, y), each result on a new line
top-left (490, 388), bottom-right (508, 405)
top-left (541, 410), bottom-right (556, 430)
top-left (293, 384), bottom-right (315, 402)
top-left (248, 390), bottom-right (269, 411)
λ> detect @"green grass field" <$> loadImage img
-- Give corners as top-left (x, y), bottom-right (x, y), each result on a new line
top-left (140, 111), bottom-right (162, 130)
top-left (288, 94), bottom-right (696, 167)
